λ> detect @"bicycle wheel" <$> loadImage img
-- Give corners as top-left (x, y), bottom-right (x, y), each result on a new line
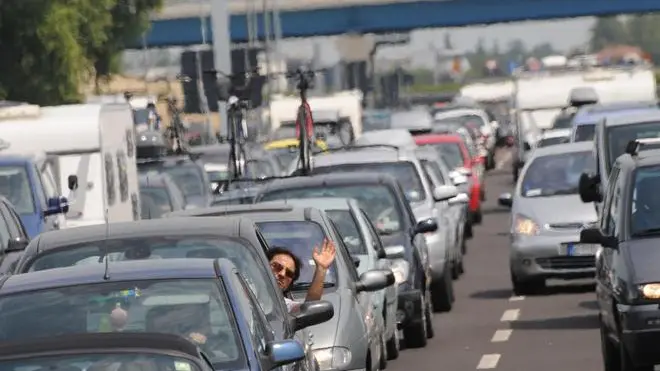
top-left (297, 104), bottom-right (311, 173)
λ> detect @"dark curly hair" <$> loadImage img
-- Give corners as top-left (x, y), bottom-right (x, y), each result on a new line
top-left (267, 246), bottom-right (302, 283)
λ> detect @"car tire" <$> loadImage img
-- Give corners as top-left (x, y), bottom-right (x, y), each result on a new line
top-left (513, 166), bottom-right (519, 183)
top-left (600, 317), bottom-right (620, 371)
top-left (379, 332), bottom-right (388, 370)
top-left (385, 328), bottom-right (400, 360)
top-left (432, 266), bottom-right (454, 312)
top-left (473, 209), bottom-right (483, 225)
top-left (511, 271), bottom-right (545, 295)
top-left (403, 293), bottom-right (428, 348)
top-left (425, 291), bottom-right (435, 339)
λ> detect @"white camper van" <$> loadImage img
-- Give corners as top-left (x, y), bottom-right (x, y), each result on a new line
top-left (0, 103), bottom-right (140, 227)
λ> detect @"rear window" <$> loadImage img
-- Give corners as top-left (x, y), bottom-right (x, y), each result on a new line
top-left (326, 210), bottom-right (366, 255)
top-left (420, 143), bottom-right (465, 170)
top-left (573, 123), bottom-right (596, 142)
top-left (537, 136), bottom-right (568, 148)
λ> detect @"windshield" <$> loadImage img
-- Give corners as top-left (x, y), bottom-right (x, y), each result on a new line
top-left (260, 185), bottom-right (403, 234)
top-left (421, 143), bottom-right (465, 169)
top-left (0, 279), bottom-right (245, 369)
top-left (23, 236), bottom-right (276, 318)
top-left (606, 121), bottom-right (660, 173)
top-left (537, 136), bottom-right (568, 148)
top-left (311, 162), bottom-right (426, 202)
top-left (631, 165), bottom-right (660, 236)
top-left (0, 352), bottom-right (202, 371)
top-left (140, 187), bottom-right (172, 219)
top-left (0, 165), bottom-right (35, 214)
top-left (521, 151), bottom-right (595, 198)
top-left (551, 114), bottom-right (574, 129)
top-left (326, 210), bottom-right (367, 255)
top-left (257, 221), bottom-right (337, 287)
top-left (574, 123), bottom-right (596, 142)
top-left (140, 163), bottom-right (206, 198)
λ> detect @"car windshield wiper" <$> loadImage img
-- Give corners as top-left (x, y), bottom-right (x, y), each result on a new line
top-left (632, 227), bottom-right (660, 237)
top-left (290, 282), bottom-right (335, 291)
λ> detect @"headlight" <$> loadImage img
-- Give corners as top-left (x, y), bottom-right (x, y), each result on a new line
top-left (513, 214), bottom-right (539, 236)
top-left (390, 259), bottom-right (410, 284)
top-left (639, 283), bottom-right (660, 299)
top-left (313, 347), bottom-right (352, 370)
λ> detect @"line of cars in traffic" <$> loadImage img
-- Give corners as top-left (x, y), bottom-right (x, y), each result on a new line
top-left (496, 96), bottom-right (660, 370)
top-left (0, 103), bottom-right (501, 370)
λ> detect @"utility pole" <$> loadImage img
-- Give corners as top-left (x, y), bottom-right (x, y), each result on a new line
top-left (197, 0), bottom-right (212, 128)
top-left (210, 0), bottom-right (232, 138)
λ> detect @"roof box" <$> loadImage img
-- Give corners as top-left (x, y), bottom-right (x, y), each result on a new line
top-left (569, 87), bottom-right (599, 108)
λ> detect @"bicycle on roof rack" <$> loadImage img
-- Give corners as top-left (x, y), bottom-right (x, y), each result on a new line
top-left (286, 68), bottom-right (316, 175)
top-left (160, 74), bottom-right (191, 156)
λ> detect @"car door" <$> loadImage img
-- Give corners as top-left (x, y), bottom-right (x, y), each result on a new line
top-left (597, 165), bottom-right (620, 332)
top-left (419, 159), bottom-right (456, 259)
top-left (0, 201), bottom-right (24, 274)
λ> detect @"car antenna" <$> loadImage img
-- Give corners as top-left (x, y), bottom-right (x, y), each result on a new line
top-left (103, 208), bottom-right (111, 280)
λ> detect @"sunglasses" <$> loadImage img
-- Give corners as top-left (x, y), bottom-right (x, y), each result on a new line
top-left (271, 261), bottom-right (295, 279)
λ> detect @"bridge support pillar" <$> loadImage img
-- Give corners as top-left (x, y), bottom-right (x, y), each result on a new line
top-left (210, 0), bottom-right (232, 137)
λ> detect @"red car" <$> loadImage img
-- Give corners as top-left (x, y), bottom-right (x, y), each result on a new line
top-left (414, 134), bottom-right (484, 228)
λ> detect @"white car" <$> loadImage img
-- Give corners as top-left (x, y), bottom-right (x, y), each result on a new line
top-left (536, 128), bottom-right (571, 148)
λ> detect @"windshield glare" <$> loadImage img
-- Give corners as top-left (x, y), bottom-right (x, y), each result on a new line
top-left (23, 236), bottom-right (276, 317)
top-left (521, 151), bottom-right (595, 198)
top-left (140, 187), bottom-right (172, 219)
top-left (326, 210), bottom-right (367, 255)
top-left (310, 162), bottom-right (426, 202)
top-left (574, 124), bottom-right (596, 142)
top-left (0, 279), bottom-right (245, 368)
top-left (631, 165), bottom-right (660, 236)
top-left (421, 143), bottom-right (465, 169)
top-left (259, 185), bottom-right (403, 234)
top-left (0, 353), bottom-right (202, 371)
top-left (0, 165), bottom-right (35, 214)
top-left (607, 121), bottom-right (660, 173)
top-left (257, 221), bottom-right (337, 286)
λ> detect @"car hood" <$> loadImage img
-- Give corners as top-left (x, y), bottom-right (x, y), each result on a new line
top-left (293, 291), bottom-right (341, 348)
top-left (626, 239), bottom-right (660, 284)
top-left (514, 194), bottom-right (597, 226)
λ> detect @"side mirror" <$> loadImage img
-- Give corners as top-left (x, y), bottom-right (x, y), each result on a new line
top-left (351, 255), bottom-right (361, 268)
top-left (448, 193), bottom-right (470, 205)
top-left (578, 172), bottom-right (603, 203)
top-left (498, 192), bottom-right (513, 208)
top-left (433, 184), bottom-right (459, 202)
top-left (414, 218), bottom-right (438, 234)
top-left (265, 339), bottom-right (306, 370)
top-left (580, 227), bottom-right (617, 249)
top-left (356, 269), bottom-right (395, 292)
top-left (384, 245), bottom-right (405, 259)
top-left (44, 196), bottom-right (69, 216)
top-left (450, 174), bottom-right (468, 186)
top-left (290, 300), bottom-right (334, 331)
top-left (67, 175), bottom-right (78, 191)
top-left (6, 237), bottom-right (29, 252)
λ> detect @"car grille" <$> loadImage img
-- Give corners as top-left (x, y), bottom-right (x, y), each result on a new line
top-left (547, 222), bottom-right (586, 231)
top-left (536, 256), bottom-right (595, 270)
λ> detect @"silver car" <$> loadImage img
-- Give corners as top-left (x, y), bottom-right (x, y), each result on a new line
top-left (498, 141), bottom-right (598, 295)
top-left (282, 197), bottom-right (400, 363)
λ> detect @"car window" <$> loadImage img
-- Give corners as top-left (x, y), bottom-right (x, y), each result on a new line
top-left (0, 210), bottom-right (11, 250)
top-left (420, 159), bottom-right (446, 186)
top-left (325, 209), bottom-right (367, 255)
top-left (0, 353), bottom-right (203, 371)
top-left (361, 209), bottom-right (384, 252)
top-left (310, 162), bottom-right (426, 202)
top-left (573, 123), bottom-right (596, 142)
top-left (260, 185), bottom-right (404, 234)
top-left (630, 165), bottom-right (660, 236)
top-left (0, 203), bottom-right (20, 238)
top-left (22, 236), bottom-right (277, 319)
top-left (0, 279), bottom-right (246, 369)
top-left (606, 121), bottom-right (660, 173)
top-left (234, 273), bottom-right (270, 353)
top-left (257, 221), bottom-right (338, 285)
top-left (420, 143), bottom-right (465, 170)
top-left (0, 165), bottom-right (35, 214)
top-left (520, 151), bottom-right (595, 198)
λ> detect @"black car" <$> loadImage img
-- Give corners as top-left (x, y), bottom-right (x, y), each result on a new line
top-left (0, 258), bottom-right (329, 371)
top-left (580, 147), bottom-right (660, 370)
top-left (11, 217), bottom-right (329, 371)
top-left (139, 172), bottom-right (187, 219)
top-left (0, 195), bottom-right (30, 274)
top-left (0, 332), bottom-right (217, 371)
top-left (137, 156), bottom-right (212, 209)
top-left (251, 172), bottom-right (437, 348)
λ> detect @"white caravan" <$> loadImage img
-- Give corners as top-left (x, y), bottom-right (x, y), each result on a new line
top-left (0, 103), bottom-right (140, 228)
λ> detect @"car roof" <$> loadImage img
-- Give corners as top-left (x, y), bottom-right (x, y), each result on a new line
top-left (603, 109), bottom-right (660, 127)
top-left (278, 197), bottom-right (356, 211)
top-left (312, 148), bottom-right (403, 166)
top-left (573, 102), bottom-right (658, 124)
top-left (433, 108), bottom-right (484, 119)
top-left (530, 141), bottom-right (593, 157)
top-left (0, 258), bottom-right (218, 294)
top-left (168, 202), bottom-right (297, 218)
top-left (354, 129), bottom-right (417, 148)
top-left (413, 134), bottom-right (462, 144)
top-left (0, 332), bottom-right (201, 359)
top-left (260, 172), bottom-right (399, 193)
top-left (168, 202), bottom-right (325, 223)
top-left (32, 216), bottom-right (247, 249)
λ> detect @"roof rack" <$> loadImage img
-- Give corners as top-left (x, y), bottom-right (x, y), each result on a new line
top-left (625, 138), bottom-right (660, 156)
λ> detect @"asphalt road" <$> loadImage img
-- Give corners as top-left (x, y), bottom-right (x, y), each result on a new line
top-left (388, 151), bottom-right (601, 371)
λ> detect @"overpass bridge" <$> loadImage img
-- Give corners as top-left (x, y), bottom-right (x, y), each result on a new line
top-left (139, 0), bottom-right (660, 48)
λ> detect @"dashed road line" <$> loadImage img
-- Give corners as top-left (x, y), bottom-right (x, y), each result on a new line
top-left (500, 309), bottom-right (520, 322)
top-left (491, 329), bottom-right (513, 342)
top-left (509, 295), bottom-right (525, 301)
top-left (477, 354), bottom-right (501, 369)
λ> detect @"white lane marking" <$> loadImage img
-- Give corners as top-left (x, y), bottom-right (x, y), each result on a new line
top-left (509, 295), bottom-right (525, 301)
top-left (491, 329), bottom-right (512, 342)
top-left (495, 150), bottom-right (512, 170)
top-left (500, 309), bottom-right (520, 322)
top-left (477, 354), bottom-right (501, 369)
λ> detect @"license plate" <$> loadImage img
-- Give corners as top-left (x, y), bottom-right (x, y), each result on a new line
top-left (561, 243), bottom-right (598, 256)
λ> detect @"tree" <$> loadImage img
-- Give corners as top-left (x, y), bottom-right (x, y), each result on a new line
top-left (589, 16), bottom-right (629, 51)
top-left (0, 0), bottom-right (114, 105)
top-left (627, 15), bottom-right (660, 62)
top-left (443, 33), bottom-right (454, 50)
